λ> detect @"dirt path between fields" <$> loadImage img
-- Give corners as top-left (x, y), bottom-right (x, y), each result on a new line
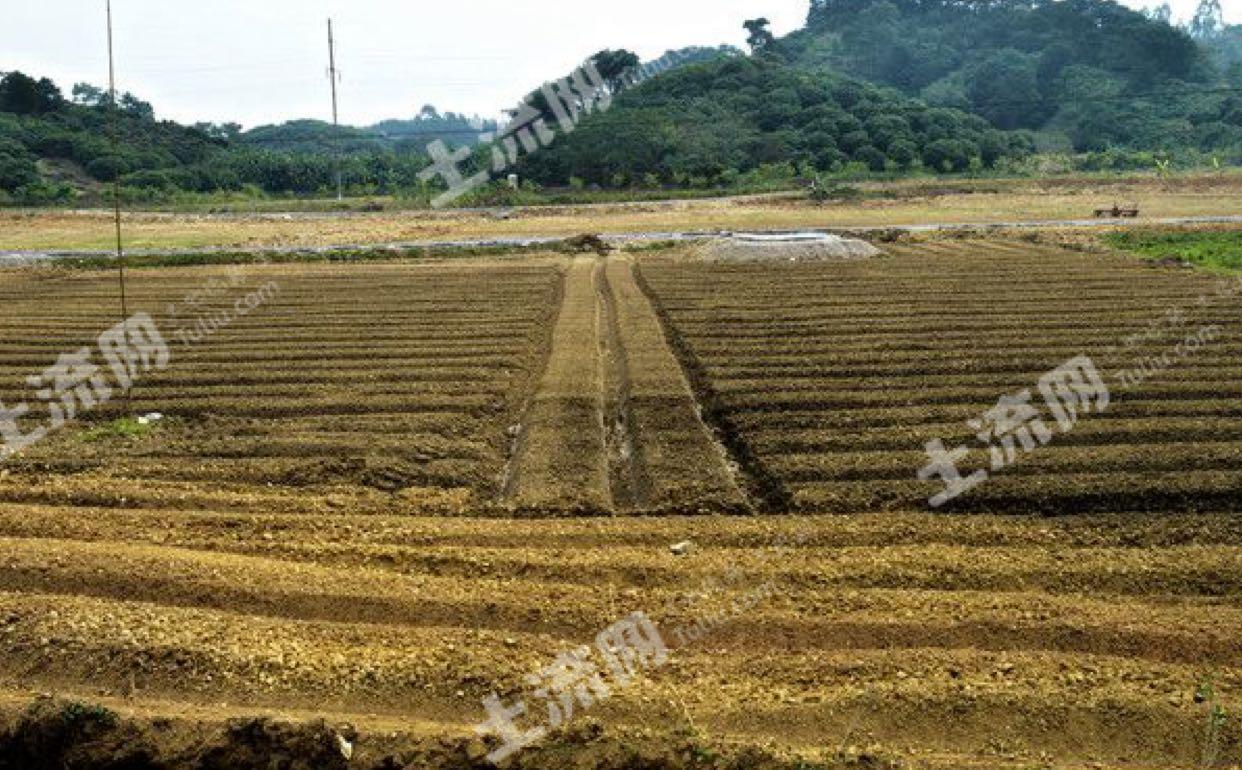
top-left (503, 255), bottom-right (746, 514)
top-left (501, 258), bottom-right (610, 512)
top-left (603, 256), bottom-right (748, 513)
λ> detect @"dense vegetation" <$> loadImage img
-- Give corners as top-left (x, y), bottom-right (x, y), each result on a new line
top-left (785, 0), bottom-right (1242, 155)
top-left (2, 0), bottom-right (1241, 206)
top-left (1105, 228), bottom-right (1242, 271)
top-left (516, 56), bottom-right (1034, 187)
top-left (504, 0), bottom-right (1242, 189)
top-left (0, 73), bottom-right (497, 205)
top-left (0, 73), bottom-right (222, 204)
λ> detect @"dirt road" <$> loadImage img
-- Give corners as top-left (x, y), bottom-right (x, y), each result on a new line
top-left (3, 214), bottom-right (1241, 265)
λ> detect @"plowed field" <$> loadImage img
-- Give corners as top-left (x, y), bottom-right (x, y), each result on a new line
top-left (0, 241), bottom-right (1238, 769)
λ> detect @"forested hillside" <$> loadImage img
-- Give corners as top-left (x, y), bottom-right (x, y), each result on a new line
top-left (3, 0), bottom-right (1241, 206)
top-left (0, 72), bottom-right (223, 204)
top-left (513, 0), bottom-right (1241, 189)
top-left (784, 0), bottom-right (1242, 152)
top-left (0, 71), bottom-right (452, 204)
top-left (517, 56), bottom-right (1034, 187)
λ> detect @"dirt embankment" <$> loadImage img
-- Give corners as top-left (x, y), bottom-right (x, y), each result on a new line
top-left (503, 255), bottom-right (746, 514)
top-left (502, 258), bottom-right (611, 512)
top-left (3, 697), bottom-right (864, 770)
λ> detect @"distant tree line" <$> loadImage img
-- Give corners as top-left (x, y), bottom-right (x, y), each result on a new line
top-left (0, 71), bottom-right (508, 204)
top-left (0, 71), bottom-right (222, 203)
top-left (3, 1), bottom-right (1241, 208)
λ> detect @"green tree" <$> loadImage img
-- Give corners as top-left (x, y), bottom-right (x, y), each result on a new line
top-left (86, 155), bottom-right (129, 182)
top-left (0, 72), bottom-right (63, 114)
top-left (119, 93), bottom-right (154, 121)
top-left (1146, 3), bottom-right (1172, 23)
top-left (965, 50), bottom-right (1047, 130)
top-left (888, 139), bottom-right (918, 169)
top-left (922, 138), bottom-right (975, 172)
top-left (71, 83), bottom-right (107, 107)
top-left (853, 144), bottom-right (888, 171)
top-left (744, 18), bottom-right (775, 53)
top-left (590, 49), bottom-right (642, 90)
top-left (1189, 0), bottom-right (1224, 39)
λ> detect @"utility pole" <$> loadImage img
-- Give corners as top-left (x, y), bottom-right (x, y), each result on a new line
top-left (327, 18), bottom-right (343, 201)
top-left (106, 0), bottom-right (132, 412)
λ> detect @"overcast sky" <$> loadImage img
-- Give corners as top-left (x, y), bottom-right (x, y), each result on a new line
top-left (0, 0), bottom-right (1235, 129)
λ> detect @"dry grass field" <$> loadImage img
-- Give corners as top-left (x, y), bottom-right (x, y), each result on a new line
top-left (0, 237), bottom-right (1238, 768)
top-left (2, 175), bottom-right (1241, 252)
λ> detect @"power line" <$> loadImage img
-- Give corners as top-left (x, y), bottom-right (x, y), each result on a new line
top-left (106, 0), bottom-right (132, 414)
top-left (327, 18), bottom-right (343, 201)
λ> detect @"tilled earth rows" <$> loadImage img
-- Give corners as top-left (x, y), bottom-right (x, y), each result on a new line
top-left (640, 241), bottom-right (1242, 514)
top-left (0, 244), bottom-right (1237, 768)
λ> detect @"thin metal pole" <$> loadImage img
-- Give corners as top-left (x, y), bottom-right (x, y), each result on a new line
top-left (107, 0), bottom-right (132, 412)
top-left (328, 18), bottom-right (342, 201)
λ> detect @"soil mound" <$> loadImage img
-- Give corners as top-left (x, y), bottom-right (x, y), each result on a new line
top-left (700, 232), bottom-right (881, 262)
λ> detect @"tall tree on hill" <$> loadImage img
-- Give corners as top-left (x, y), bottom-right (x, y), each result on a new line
top-left (0, 72), bottom-right (64, 115)
top-left (1145, 3), bottom-right (1172, 24)
top-left (590, 49), bottom-right (641, 91)
top-left (744, 19), bottom-right (776, 53)
top-left (1189, 0), bottom-right (1225, 39)
top-left (71, 82), bottom-right (108, 107)
top-left (119, 93), bottom-right (155, 121)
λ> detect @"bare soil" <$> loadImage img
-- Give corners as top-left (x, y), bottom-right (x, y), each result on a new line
top-left (0, 242), bottom-right (1237, 768)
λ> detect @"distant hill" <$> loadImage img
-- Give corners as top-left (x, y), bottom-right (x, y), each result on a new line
top-left (510, 0), bottom-right (1241, 190)
top-left (243, 109), bottom-right (499, 156)
top-left (515, 49), bottom-right (1034, 187)
top-left (0, 46), bottom-right (748, 204)
top-left (0, 71), bottom-right (457, 203)
top-left (0, 71), bottom-right (224, 203)
top-left (371, 107), bottom-right (499, 153)
top-left (4, 3), bottom-right (1241, 206)
top-left (238, 120), bottom-right (389, 155)
top-left (782, 0), bottom-right (1241, 152)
